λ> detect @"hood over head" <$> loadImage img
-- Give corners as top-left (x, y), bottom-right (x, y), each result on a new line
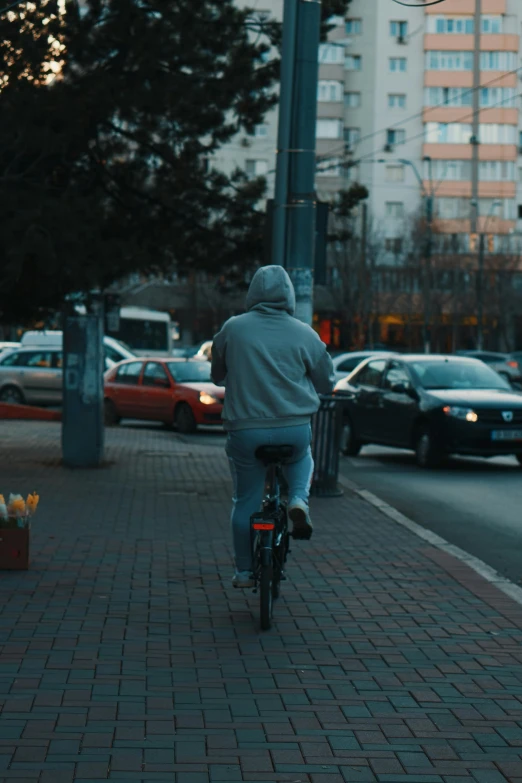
top-left (246, 265), bottom-right (296, 315)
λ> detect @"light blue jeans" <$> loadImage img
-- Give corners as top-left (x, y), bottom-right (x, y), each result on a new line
top-left (226, 424), bottom-right (313, 572)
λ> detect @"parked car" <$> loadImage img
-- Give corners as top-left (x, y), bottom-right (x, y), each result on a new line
top-left (0, 342), bottom-right (21, 352)
top-left (21, 331), bottom-right (135, 368)
top-left (0, 335), bottom-right (134, 406)
top-left (332, 350), bottom-right (396, 383)
top-left (0, 346), bottom-right (63, 406)
top-left (334, 354), bottom-right (522, 468)
top-left (103, 358), bottom-right (224, 432)
top-left (455, 350), bottom-right (521, 385)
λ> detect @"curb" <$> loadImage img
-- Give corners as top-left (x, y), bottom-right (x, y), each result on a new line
top-left (338, 473), bottom-right (522, 607)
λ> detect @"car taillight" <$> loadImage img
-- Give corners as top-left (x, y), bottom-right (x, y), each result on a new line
top-left (507, 361), bottom-right (518, 369)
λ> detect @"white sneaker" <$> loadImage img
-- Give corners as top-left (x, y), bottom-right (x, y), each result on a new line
top-left (232, 570), bottom-right (255, 589)
top-left (288, 498), bottom-right (313, 540)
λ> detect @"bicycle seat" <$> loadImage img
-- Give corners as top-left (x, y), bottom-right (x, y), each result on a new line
top-left (255, 445), bottom-right (294, 465)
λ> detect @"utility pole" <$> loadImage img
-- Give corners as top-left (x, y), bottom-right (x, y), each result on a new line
top-left (477, 232), bottom-right (485, 350)
top-left (424, 157), bottom-right (434, 354)
top-left (470, 0), bottom-right (481, 237)
top-left (272, 0), bottom-right (322, 325)
top-left (471, 0), bottom-right (482, 348)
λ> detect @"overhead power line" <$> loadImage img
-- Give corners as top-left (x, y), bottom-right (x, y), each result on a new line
top-left (318, 65), bottom-right (522, 164)
top-left (391, 0), bottom-right (449, 6)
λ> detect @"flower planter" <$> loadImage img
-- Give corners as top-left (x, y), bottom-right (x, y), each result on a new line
top-left (0, 526), bottom-right (30, 570)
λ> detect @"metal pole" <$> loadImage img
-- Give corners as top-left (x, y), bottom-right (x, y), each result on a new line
top-left (424, 156), bottom-right (434, 354)
top-left (477, 232), bottom-right (485, 350)
top-left (285, 0), bottom-right (322, 325)
top-left (271, 0), bottom-right (298, 268)
top-left (470, 0), bottom-right (481, 234)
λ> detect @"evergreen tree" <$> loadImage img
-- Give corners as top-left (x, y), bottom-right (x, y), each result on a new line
top-left (0, 0), bottom-right (351, 322)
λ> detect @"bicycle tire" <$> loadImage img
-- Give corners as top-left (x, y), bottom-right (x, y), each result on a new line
top-left (260, 565), bottom-right (273, 631)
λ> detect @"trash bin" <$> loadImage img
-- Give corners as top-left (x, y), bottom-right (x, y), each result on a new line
top-left (310, 395), bottom-right (344, 498)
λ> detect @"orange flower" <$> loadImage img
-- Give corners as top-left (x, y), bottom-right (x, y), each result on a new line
top-left (8, 496), bottom-right (25, 517)
top-left (26, 493), bottom-right (39, 515)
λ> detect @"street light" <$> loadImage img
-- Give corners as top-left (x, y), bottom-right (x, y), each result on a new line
top-left (378, 155), bottom-right (434, 353)
top-left (475, 199), bottom-right (502, 351)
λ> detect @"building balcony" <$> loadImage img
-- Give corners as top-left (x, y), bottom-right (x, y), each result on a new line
top-left (423, 143), bottom-right (518, 160)
top-left (425, 0), bottom-right (506, 14)
top-left (424, 34), bottom-right (519, 52)
top-left (423, 107), bottom-right (518, 125)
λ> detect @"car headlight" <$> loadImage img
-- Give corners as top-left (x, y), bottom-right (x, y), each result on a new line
top-left (443, 405), bottom-right (478, 423)
top-left (200, 392), bottom-right (219, 405)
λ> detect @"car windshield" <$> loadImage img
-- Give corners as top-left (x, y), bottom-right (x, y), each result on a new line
top-left (167, 361), bottom-right (212, 383)
top-left (411, 360), bottom-right (509, 390)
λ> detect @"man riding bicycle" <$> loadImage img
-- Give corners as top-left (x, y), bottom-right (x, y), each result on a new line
top-left (211, 265), bottom-right (334, 588)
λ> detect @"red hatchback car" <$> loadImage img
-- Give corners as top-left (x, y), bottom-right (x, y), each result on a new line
top-left (104, 358), bottom-right (224, 433)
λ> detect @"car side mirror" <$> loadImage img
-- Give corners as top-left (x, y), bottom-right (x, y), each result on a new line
top-left (390, 382), bottom-right (407, 394)
top-left (391, 381), bottom-right (417, 398)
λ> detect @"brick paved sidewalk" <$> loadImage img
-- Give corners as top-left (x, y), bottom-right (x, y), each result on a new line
top-left (1, 421), bottom-right (522, 783)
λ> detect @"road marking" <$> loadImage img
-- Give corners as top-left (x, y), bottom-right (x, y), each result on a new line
top-left (338, 474), bottom-right (522, 607)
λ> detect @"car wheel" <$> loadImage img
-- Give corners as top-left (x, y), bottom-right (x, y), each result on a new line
top-left (0, 385), bottom-right (24, 405)
top-left (175, 403), bottom-right (197, 434)
top-left (340, 416), bottom-right (362, 456)
top-left (104, 399), bottom-right (120, 427)
top-left (415, 425), bottom-right (443, 469)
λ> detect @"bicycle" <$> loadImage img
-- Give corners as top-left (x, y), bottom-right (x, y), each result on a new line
top-left (250, 444), bottom-right (294, 631)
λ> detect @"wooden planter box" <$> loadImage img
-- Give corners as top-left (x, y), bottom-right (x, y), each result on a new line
top-left (0, 527), bottom-right (30, 570)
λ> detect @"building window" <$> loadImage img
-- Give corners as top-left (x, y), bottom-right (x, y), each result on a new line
top-left (316, 158), bottom-right (341, 177)
top-left (390, 21), bottom-right (408, 38)
top-left (388, 93), bottom-right (406, 108)
top-left (436, 197), bottom-right (515, 221)
top-left (427, 15), bottom-right (474, 34)
top-left (481, 15), bottom-right (502, 33)
top-left (245, 159), bottom-right (268, 178)
top-left (425, 86), bottom-right (515, 108)
top-left (385, 165), bottom-right (405, 182)
top-left (345, 54), bottom-right (362, 71)
top-left (385, 238), bottom-right (403, 253)
top-left (426, 50), bottom-right (473, 71)
top-left (317, 80), bottom-right (343, 102)
top-left (344, 127), bottom-right (361, 147)
top-left (389, 57), bottom-right (407, 72)
top-left (316, 119), bottom-right (343, 139)
top-left (426, 50), bottom-right (515, 71)
top-left (386, 202), bottom-right (405, 218)
top-left (386, 128), bottom-right (406, 146)
top-left (327, 15), bottom-right (345, 27)
top-left (480, 51), bottom-right (516, 71)
top-left (318, 43), bottom-right (344, 64)
top-left (253, 124), bottom-right (268, 137)
top-left (345, 91), bottom-right (361, 107)
top-left (345, 18), bottom-right (362, 34)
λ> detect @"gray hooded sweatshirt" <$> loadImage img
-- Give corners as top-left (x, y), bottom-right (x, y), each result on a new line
top-left (211, 265), bottom-right (335, 432)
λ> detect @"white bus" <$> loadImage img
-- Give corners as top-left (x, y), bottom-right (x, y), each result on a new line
top-left (106, 307), bottom-right (173, 357)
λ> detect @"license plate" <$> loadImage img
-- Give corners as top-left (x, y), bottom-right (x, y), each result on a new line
top-left (491, 430), bottom-right (522, 441)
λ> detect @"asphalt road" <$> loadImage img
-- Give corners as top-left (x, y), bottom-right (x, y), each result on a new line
top-left (122, 421), bottom-right (522, 585)
top-left (340, 446), bottom-right (522, 584)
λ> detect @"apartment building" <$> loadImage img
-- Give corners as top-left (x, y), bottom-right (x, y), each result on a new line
top-left (316, 0), bottom-right (522, 256)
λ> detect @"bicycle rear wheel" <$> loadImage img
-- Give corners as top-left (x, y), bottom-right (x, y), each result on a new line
top-left (259, 565), bottom-right (273, 631)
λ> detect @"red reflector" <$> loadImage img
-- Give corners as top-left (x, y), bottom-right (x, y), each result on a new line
top-left (252, 523), bottom-right (275, 530)
top-left (507, 361), bottom-right (518, 368)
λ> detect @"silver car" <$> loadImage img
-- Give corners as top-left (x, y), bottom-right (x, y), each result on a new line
top-left (332, 350), bottom-right (396, 383)
top-left (456, 351), bottom-right (521, 385)
top-left (0, 347), bottom-right (63, 406)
